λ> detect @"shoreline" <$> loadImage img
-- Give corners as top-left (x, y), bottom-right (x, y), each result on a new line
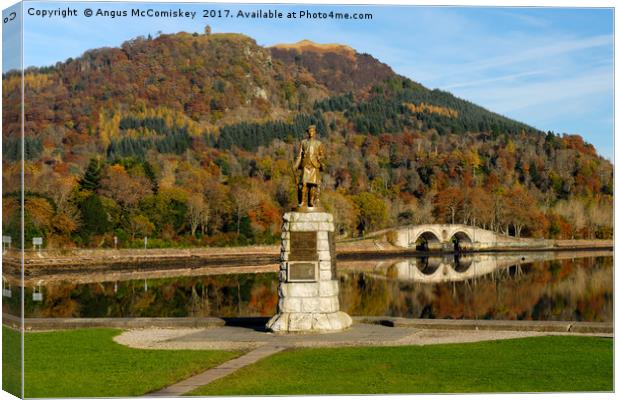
top-left (1, 240), bottom-right (612, 285)
top-left (6, 238), bottom-right (613, 261)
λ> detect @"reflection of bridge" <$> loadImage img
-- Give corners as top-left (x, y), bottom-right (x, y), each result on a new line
top-left (392, 224), bottom-right (550, 251)
top-left (390, 250), bottom-right (611, 283)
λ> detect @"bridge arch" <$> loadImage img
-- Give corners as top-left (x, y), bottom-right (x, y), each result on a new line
top-left (415, 257), bottom-right (442, 275)
top-left (399, 224), bottom-right (504, 252)
top-left (453, 254), bottom-right (473, 272)
top-left (450, 231), bottom-right (473, 252)
top-left (414, 231), bottom-right (441, 251)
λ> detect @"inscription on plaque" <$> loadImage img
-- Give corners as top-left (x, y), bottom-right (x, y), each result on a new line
top-left (290, 231), bottom-right (318, 261)
top-left (288, 262), bottom-right (317, 282)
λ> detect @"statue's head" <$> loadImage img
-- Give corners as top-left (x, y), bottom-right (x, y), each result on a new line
top-left (307, 125), bottom-right (317, 138)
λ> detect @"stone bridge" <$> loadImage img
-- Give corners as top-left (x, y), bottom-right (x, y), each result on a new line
top-left (391, 224), bottom-right (546, 251)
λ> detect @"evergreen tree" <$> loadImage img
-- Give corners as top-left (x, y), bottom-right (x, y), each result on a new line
top-left (79, 158), bottom-right (103, 191)
top-left (142, 161), bottom-right (159, 194)
top-left (78, 194), bottom-right (110, 239)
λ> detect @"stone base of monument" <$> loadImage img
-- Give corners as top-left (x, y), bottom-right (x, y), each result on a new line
top-left (267, 311), bottom-right (352, 333)
top-left (266, 211), bottom-right (353, 333)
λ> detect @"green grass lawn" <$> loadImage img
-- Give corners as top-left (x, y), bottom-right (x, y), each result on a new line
top-left (2, 326), bottom-right (22, 397)
top-left (2, 326), bottom-right (240, 398)
top-left (190, 336), bottom-right (613, 395)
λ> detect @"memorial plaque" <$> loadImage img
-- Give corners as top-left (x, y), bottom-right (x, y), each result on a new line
top-left (288, 262), bottom-right (317, 282)
top-left (289, 231), bottom-right (318, 261)
top-left (329, 231), bottom-right (337, 278)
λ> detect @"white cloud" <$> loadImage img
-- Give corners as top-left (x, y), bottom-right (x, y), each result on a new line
top-left (458, 67), bottom-right (612, 114)
top-left (491, 10), bottom-right (552, 28)
top-left (455, 34), bottom-right (612, 74)
top-left (442, 68), bottom-right (558, 90)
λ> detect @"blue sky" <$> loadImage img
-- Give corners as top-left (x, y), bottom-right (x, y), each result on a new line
top-left (5, 1), bottom-right (615, 159)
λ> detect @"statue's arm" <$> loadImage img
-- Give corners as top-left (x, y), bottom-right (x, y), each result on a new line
top-left (318, 142), bottom-right (326, 170)
top-left (293, 142), bottom-right (303, 169)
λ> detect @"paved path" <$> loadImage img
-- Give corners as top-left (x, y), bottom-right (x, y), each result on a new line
top-left (118, 321), bottom-right (611, 352)
top-left (117, 322), bottom-right (561, 352)
top-left (147, 345), bottom-right (286, 397)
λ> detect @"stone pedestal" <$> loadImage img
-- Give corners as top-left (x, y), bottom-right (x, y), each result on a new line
top-left (266, 211), bottom-right (352, 333)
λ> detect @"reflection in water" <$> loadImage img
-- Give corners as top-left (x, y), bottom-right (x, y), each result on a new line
top-left (416, 256), bottom-right (443, 275)
top-left (2, 277), bottom-right (12, 298)
top-left (339, 252), bottom-right (612, 322)
top-left (2, 252), bottom-right (612, 322)
top-left (453, 254), bottom-right (473, 272)
top-left (393, 253), bottom-right (552, 283)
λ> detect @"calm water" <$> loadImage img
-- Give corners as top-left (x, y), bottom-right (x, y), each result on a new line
top-left (3, 252), bottom-right (613, 322)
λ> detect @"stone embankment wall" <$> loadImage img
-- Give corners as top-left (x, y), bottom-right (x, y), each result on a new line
top-left (2, 235), bottom-right (611, 285)
top-left (2, 246), bottom-right (280, 285)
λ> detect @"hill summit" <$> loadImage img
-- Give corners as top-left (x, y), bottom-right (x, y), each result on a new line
top-left (270, 38), bottom-right (394, 93)
top-left (271, 39), bottom-right (356, 54)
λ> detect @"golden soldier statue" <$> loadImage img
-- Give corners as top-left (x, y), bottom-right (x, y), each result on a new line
top-left (294, 125), bottom-right (325, 209)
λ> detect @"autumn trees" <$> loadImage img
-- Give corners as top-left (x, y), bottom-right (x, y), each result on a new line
top-left (434, 187), bottom-right (461, 225)
top-left (433, 179), bottom-right (547, 237)
top-left (1, 30), bottom-right (613, 248)
top-left (10, 115), bottom-right (611, 248)
top-left (352, 192), bottom-right (389, 235)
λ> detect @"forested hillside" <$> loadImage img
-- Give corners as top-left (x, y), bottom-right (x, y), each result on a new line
top-left (2, 30), bottom-right (613, 248)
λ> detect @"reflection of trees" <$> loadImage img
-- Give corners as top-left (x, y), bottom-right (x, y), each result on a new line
top-left (26, 273), bottom-right (278, 318)
top-left (342, 257), bottom-right (612, 322)
top-left (339, 273), bottom-right (391, 316)
top-left (23, 257), bottom-right (612, 322)
top-left (533, 258), bottom-right (613, 322)
top-left (247, 285), bottom-right (278, 316)
top-left (34, 282), bottom-right (79, 317)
